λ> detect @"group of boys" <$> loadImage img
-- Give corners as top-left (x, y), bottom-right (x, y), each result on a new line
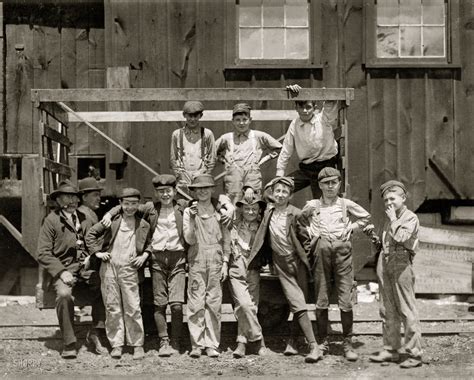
top-left (36, 85), bottom-right (423, 368)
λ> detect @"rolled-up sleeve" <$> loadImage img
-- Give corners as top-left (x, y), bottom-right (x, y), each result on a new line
top-left (346, 199), bottom-right (371, 230)
top-left (183, 208), bottom-right (197, 245)
top-left (276, 121), bottom-right (296, 175)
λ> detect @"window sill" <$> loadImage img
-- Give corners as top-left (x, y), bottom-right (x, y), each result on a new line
top-left (224, 64), bottom-right (323, 71)
top-left (364, 62), bottom-right (461, 69)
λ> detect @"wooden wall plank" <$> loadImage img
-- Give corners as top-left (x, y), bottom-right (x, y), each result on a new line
top-left (74, 26), bottom-right (90, 155)
top-left (0, 1), bottom-right (4, 154)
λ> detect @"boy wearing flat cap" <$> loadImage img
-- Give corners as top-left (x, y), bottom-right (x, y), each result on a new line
top-left (183, 174), bottom-right (231, 359)
top-left (229, 194), bottom-right (267, 358)
top-left (298, 167), bottom-right (370, 361)
top-left (86, 188), bottom-right (151, 360)
top-left (369, 180), bottom-right (423, 368)
top-left (101, 175), bottom-right (187, 356)
top-left (251, 176), bottom-right (322, 363)
top-left (78, 177), bottom-right (103, 224)
top-left (216, 103), bottom-right (282, 204)
top-left (37, 180), bottom-right (105, 358)
top-left (170, 101), bottom-right (217, 189)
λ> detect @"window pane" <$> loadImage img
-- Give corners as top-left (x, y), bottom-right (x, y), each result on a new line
top-left (377, 0), bottom-right (399, 25)
top-left (263, 0), bottom-right (284, 27)
top-left (377, 27), bottom-right (399, 57)
top-left (423, 0), bottom-right (444, 24)
top-left (263, 28), bottom-right (285, 58)
top-left (286, 0), bottom-right (308, 27)
top-left (240, 28), bottom-right (262, 58)
top-left (400, 26), bottom-right (421, 56)
top-left (400, 0), bottom-right (421, 25)
top-left (240, 0), bottom-right (262, 27)
top-left (286, 28), bottom-right (309, 59)
top-left (423, 26), bottom-right (445, 56)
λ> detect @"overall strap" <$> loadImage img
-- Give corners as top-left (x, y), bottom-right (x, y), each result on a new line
top-left (340, 197), bottom-right (348, 223)
top-left (200, 127), bottom-right (205, 159)
top-left (178, 128), bottom-right (184, 160)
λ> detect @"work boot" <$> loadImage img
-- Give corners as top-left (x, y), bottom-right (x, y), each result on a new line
top-left (170, 337), bottom-right (181, 355)
top-left (133, 346), bottom-right (145, 360)
top-left (283, 338), bottom-right (298, 356)
top-left (369, 349), bottom-right (400, 363)
top-left (86, 328), bottom-right (107, 355)
top-left (305, 342), bottom-right (323, 363)
top-left (61, 343), bottom-right (77, 359)
top-left (255, 338), bottom-right (267, 356)
top-left (205, 347), bottom-right (220, 358)
top-left (343, 337), bottom-right (358, 361)
top-left (158, 338), bottom-right (176, 357)
top-left (318, 338), bottom-right (329, 355)
top-left (189, 347), bottom-right (202, 358)
top-left (233, 342), bottom-right (246, 358)
top-left (316, 308), bottom-right (329, 355)
top-left (110, 346), bottom-right (123, 359)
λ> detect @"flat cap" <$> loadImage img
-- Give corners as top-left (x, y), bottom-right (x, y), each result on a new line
top-left (380, 180), bottom-right (406, 196)
top-left (232, 103), bottom-right (251, 116)
top-left (183, 100), bottom-right (204, 114)
top-left (188, 174), bottom-right (216, 189)
top-left (50, 180), bottom-right (79, 200)
top-left (118, 187), bottom-right (141, 200)
top-left (152, 174), bottom-right (177, 189)
top-left (266, 176), bottom-right (295, 191)
top-left (78, 177), bottom-right (102, 193)
top-left (318, 167), bottom-right (341, 183)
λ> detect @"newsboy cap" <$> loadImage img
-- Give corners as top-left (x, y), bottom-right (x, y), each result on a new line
top-left (318, 167), bottom-right (341, 183)
top-left (266, 176), bottom-right (295, 192)
top-left (152, 174), bottom-right (177, 189)
top-left (183, 101), bottom-right (204, 114)
top-left (232, 103), bottom-right (251, 116)
top-left (188, 174), bottom-right (216, 189)
top-left (50, 180), bottom-right (79, 200)
top-left (118, 187), bottom-right (141, 200)
top-left (380, 180), bottom-right (406, 196)
top-left (78, 177), bottom-right (102, 193)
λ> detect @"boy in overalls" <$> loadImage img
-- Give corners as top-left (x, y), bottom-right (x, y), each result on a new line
top-left (86, 188), bottom-right (151, 360)
top-left (183, 174), bottom-right (231, 358)
top-left (170, 101), bottom-right (216, 189)
top-left (216, 103), bottom-right (281, 203)
top-left (298, 167), bottom-right (370, 361)
top-left (369, 180), bottom-right (423, 368)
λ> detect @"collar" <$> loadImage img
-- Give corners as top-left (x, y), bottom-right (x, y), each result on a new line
top-left (184, 126), bottom-right (200, 135)
top-left (320, 196), bottom-right (340, 207)
top-left (297, 113), bottom-right (317, 126)
top-left (234, 130), bottom-right (250, 139)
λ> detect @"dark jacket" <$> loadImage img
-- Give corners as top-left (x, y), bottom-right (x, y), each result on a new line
top-left (249, 204), bottom-right (311, 276)
top-left (37, 209), bottom-right (94, 278)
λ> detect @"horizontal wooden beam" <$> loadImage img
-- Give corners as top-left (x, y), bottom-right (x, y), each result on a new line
top-left (42, 158), bottom-right (72, 177)
top-left (419, 226), bottom-right (474, 248)
top-left (43, 125), bottom-right (72, 147)
top-left (68, 110), bottom-right (299, 123)
top-left (32, 88), bottom-right (354, 103)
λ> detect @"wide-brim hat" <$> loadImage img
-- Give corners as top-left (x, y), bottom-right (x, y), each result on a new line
top-left (78, 177), bottom-right (103, 193)
top-left (188, 174), bottom-right (216, 189)
top-left (236, 195), bottom-right (266, 209)
top-left (50, 180), bottom-right (79, 200)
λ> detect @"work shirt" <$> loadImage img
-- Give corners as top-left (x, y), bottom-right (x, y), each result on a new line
top-left (216, 130), bottom-right (281, 169)
top-left (78, 205), bottom-right (99, 225)
top-left (230, 219), bottom-right (259, 261)
top-left (151, 207), bottom-right (184, 252)
top-left (269, 207), bottom-right (295, 256)
top-left (108, 219), bottom-right (137, 267)
top-left (276, 102), bottom-right (338, 174)
top-left (382, 206), bottom-right (419, 258)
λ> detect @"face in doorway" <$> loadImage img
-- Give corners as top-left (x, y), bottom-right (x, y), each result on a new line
top-left (232, 113), bottom-right (252, 135)
top-left (154, 186), bottom-right (176, 206)
top-left (56, 193), bottom-right (80, 213)
top-left (241, 203), bottom-right (260, 223)
top-left (193, 186), bottom-right (215, 202)
top-left (319, 178), bottom-right (341, 200)
top-left (81, 190), bottom-right (101, 211)
top-left (183, 112), bottom-right (203, 129)
top-left (120, 197), bottom-right (140, 217)
top-left (272, 183), bottom-right (292, 207)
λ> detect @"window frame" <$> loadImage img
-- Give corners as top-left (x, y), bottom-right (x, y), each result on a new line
top-left (225, 0), bottom-right (322, 69)
top-left (364, 0), bottom-right (460, 68)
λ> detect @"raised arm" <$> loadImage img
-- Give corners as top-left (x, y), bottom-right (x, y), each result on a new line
top-left (276, 121), bottom-right (296, 176)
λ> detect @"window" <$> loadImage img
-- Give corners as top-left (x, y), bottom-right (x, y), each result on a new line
top-left (225, 0), bottom-right (322, 68)
top-left (365, 0), bottom-right (460, 67)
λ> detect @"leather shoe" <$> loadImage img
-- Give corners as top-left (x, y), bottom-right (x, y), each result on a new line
top-left (400, 357), bottom-right (422, 368)
top-left (305, 343), bottom-right (322, 363)
top-left (343, 338), bottom-right (358, 361)
top-left (369, 350), bottom-right (400, 363)
top-left (133, 346), bottom-right (145, 360)
top-left (86, 329), bottom-right (107, 355)
top-left (205, 347), bottom-right (220, 358)
top-left (61, 343), bottom-right (77, 359)
top-left (233, 343), bottom-right (246, 358)
top-left (110, 346), bottom-right (123, 359)
top-left (189, 347), bottom-right (202, 358)
top-left (283, 339), bottom-right (298, 356)
top-left (158, 338), bottom-right (176, 357)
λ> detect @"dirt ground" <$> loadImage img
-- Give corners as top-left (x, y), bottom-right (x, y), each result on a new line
top-left (1, 300), bottom-right (473, 379)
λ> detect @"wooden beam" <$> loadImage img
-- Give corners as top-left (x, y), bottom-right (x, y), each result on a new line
top-left (37, 102), bottom-right (69, 126)
top-left (419, 226), bottom-right (474, 248)
top-left (43, 125), bottom-right (72, 148)
top-left (68, 110), bottom-right (299, 123)
top-left (0, 215), bottom-right (23, 247)
top-left (42, 158), bottom-right (72, 177)
top-left (32, 88), bottom-right (355, 102)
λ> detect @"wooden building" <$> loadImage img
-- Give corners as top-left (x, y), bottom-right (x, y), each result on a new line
top-left (1, 0), bottom-right (473, 296)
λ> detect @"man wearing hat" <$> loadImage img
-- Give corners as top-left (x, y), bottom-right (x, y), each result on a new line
top-left (298, 167), bottom-right (370, 361)
top-left (86, 188), bottom-right (150, 360)
top-left (229, 193), bottom-right (267, 358)
top-left (183, 174), bottom-right (231, 359)
top-left (37, 180), bottom-right (105, 358)
top-left (170, 100), bottom-right (217, 188)
top-left (78, 177), bottom-right (103, 224)
top-left (215, 103), bottom-right (282, 203)
top-left (369, 180), bottom-right (423, 368)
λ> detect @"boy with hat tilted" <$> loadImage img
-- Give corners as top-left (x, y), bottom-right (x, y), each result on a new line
top-left (183, 174), bottom-right (231, 358)
top-left (229, 194), bottom-right (268, 358)
top-left (298, 167), bottom-right (370, 361)
top-left (216, 103), bottom-right (282, 203)
top-left (170, 101), bottom-right (217, 189)
top-left (250, 176), bottom-right (322, 363)
top-left (37, 180), bottom-right (106, 358)
top-left (78, 177), bottom-right (103, 224)
top-left (86, 188), bottom-right (151, 360)
top-left (369, 180), bottom-right (423, 368)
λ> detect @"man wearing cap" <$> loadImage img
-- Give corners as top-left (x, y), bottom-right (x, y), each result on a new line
top-left (298, 167), bottom-right (370, 361)
top-left (86, 188), bottom-right (150, 360)
top-left (170, 100), bottom-right (217, 188)
top-left (216, 103), bottom-right (282, 204)
top-left (369, 180), bottom-right (423, 368)
top-left (37, 180), bottom-right (105, 358)
top-left (250, 176), bottom-right (322, 363)
top-left (78, 177), bottom-right (103, 224)
top-left (229, 193), bottom-right (268, 358)
top-left (183, 174), bottom-right (231, 359)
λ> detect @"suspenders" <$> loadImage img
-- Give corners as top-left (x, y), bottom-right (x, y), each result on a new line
top-left (178, 127), bottom-right (206, 163)
top-left (312, 197), bottom-right (348, 225)
top-left (227, 130), bottom-right (257, 165)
